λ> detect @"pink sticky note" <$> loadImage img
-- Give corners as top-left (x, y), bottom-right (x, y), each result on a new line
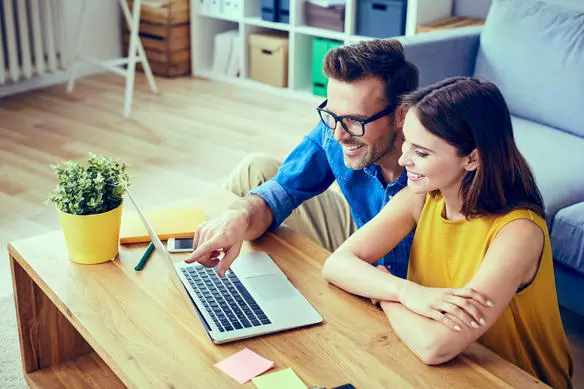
top-left (215, 348), bottom-right (275, 384)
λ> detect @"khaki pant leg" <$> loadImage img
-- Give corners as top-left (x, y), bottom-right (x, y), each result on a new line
top-left (223, 154), bottom-right (357, 252)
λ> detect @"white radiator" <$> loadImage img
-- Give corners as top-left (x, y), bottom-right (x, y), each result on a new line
top-left (0, 0), bottom-right (67, 86)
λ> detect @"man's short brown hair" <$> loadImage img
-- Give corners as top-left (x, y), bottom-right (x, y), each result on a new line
top-left (323, 39), bottom-right (419, 105)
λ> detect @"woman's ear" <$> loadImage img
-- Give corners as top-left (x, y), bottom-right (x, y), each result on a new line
top-left (464, 149), bottom-right (480, 172)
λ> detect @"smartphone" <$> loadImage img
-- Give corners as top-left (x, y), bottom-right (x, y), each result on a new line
top-left (167, 237), bottom-right (194, 253)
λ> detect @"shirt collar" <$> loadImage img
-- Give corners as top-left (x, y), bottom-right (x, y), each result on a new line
top-left (392, 168), bottom-right (408, 188)
top-left (363, 164), bottom-right (378, 177)
top-left (363, 165), bottom-right (408, 187)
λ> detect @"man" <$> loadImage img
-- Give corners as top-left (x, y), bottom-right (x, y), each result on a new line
top-left (185, 39), bottom-right (419, 279)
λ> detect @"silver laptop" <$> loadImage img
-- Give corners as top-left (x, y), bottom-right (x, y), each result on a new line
top-left (124, 189), bottom-right (323, 344)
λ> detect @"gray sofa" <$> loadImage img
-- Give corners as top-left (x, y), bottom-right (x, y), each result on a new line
top-left (397, 0), bottom-right (584, 316)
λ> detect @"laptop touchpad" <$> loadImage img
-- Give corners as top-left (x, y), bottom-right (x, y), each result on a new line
top-left (231, 252), bottom-right (282, 278)
top-left (246, 275), bottom-right (298, 301)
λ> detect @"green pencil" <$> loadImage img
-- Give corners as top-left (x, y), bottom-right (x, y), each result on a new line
top-left (135, 242), bottom-right (155, 271)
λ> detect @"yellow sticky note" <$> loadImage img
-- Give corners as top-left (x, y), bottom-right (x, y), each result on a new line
top-left (120, 207), bottom-right (206, 244)
top-left (252, 368), bottom-right (307, 389)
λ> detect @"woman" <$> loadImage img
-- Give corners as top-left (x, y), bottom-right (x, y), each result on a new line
top-left (322, 77), bottom-right (573, 389)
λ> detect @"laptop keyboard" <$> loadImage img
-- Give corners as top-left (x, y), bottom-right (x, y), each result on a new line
top-left (181, 265), bottom-right (272, 332)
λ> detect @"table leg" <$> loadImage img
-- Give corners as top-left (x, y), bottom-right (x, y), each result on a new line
top-left (10, 255), bottom-right (93, 373)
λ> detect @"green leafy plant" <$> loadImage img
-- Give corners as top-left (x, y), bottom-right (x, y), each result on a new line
top-left (47, 153), bottom-right (131, 215)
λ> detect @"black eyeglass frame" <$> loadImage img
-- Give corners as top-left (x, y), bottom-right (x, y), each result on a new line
top-left (317, 99), bottom-right (398, 137)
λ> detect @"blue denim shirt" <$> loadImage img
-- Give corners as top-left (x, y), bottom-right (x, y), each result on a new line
top-left (249, 122), bottom-right (414, 278)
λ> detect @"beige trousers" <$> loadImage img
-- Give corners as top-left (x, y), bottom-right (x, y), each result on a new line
top-left (223, 154), bottom-right (357, 252)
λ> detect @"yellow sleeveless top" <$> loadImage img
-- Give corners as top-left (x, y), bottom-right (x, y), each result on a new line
top-left (408, 193), bottom-right (573, 389)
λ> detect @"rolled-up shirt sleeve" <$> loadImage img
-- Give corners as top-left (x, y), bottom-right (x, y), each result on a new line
top-left (249, 125), bottom-right (335, 231)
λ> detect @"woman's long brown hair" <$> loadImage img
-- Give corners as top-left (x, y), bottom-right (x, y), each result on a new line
top-left (401, 77), bottom-right (545, 219)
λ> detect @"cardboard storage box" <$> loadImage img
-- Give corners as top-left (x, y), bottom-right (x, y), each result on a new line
top-left (261, 0), bottom-right (278, 21)
top-left (357, 0), bottom-right (407, 38)
top-left (249, 33), bottom-right (289, 88)
top-left (260, 0), bottom-right (290, 22)
top-left (312, 37), bottom-right (343, 97)
top-left (278, 0), bottom-right (290, 23)
top-left (305, 1), bottom-right (345, 32)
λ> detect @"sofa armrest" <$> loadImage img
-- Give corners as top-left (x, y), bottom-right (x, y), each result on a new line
top-left (396, 26), bottom-right (483, 87)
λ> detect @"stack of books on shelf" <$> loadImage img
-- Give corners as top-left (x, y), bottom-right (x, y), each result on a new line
top-left (212, 30), bottom-right (241, 77)
top-left (199, 0), bottom-right (243, 18)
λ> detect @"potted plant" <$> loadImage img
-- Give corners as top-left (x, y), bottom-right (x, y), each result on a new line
top-left (47, 153), bottom-right (131, 264)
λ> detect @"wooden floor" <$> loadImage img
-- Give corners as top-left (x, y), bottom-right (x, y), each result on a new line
top-left (1, 73), bottom-right (583, 388)
top-left (0, 73), bottom-right (316, 295)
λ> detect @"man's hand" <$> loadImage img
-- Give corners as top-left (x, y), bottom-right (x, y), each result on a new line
top-left (377, 265), bottom-right (494, 332)
top-left (184, 208), bottom-right (250, 277)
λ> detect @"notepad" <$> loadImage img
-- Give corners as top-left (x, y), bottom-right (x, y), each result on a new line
top-left (120, 207), bottom-right (206, 244)
top-left (215, 348), bottom-right (275, 384)
top-left (252, 368), bottom-right (307, 389)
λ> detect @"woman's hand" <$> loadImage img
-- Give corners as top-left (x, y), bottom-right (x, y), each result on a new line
top-left (377, 266), bottom-right (494, 332)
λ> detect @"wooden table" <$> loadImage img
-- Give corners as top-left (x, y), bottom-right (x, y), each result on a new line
top-left (8, 192), bottom-right (548, 388)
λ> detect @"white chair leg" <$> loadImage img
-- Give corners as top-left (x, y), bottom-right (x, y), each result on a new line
top-left (118, 0), bottom-right (158, 94)
top-left (66, 0), bottom-right (88, 93)
top-left (121, 0), bottom-right (141, 117)
top-left (137, 37), bottom-right (158, 94)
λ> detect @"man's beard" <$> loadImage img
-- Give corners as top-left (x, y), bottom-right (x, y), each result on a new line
top-left (343, 132), bottom-right (397, 170)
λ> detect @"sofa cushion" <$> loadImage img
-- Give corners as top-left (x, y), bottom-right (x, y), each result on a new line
top-left (511, 116), bottom-right (584, 224)
top-left (473, 0), bottom-right (584, 138)
top-left (545, 0), bottom-right (584, 12)
top-left (551, 202), bottom-right (584, 274)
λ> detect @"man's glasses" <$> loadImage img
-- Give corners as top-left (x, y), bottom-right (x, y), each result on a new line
top-left (317, 99), bottom-right (397, 137)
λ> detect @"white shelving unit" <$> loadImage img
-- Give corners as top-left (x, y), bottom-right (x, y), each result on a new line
top-left (190, 0), bottom-right (453, 101)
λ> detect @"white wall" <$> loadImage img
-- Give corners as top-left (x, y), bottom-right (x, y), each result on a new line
top-left (453, 0), bottom-right (584, 18)
top-left (454, 0), bottom-right (492, 18)
top-left (63, 0), bottom-right (122, 62)
top-left (0, 0), bottom-right (122, 98)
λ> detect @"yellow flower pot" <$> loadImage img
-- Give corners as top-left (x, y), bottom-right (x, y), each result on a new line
top-left (57, 204), bottom-right (123, 264)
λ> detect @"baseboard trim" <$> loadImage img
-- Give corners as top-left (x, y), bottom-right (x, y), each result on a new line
top-left (0, 65), bottom-right (108, 99)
